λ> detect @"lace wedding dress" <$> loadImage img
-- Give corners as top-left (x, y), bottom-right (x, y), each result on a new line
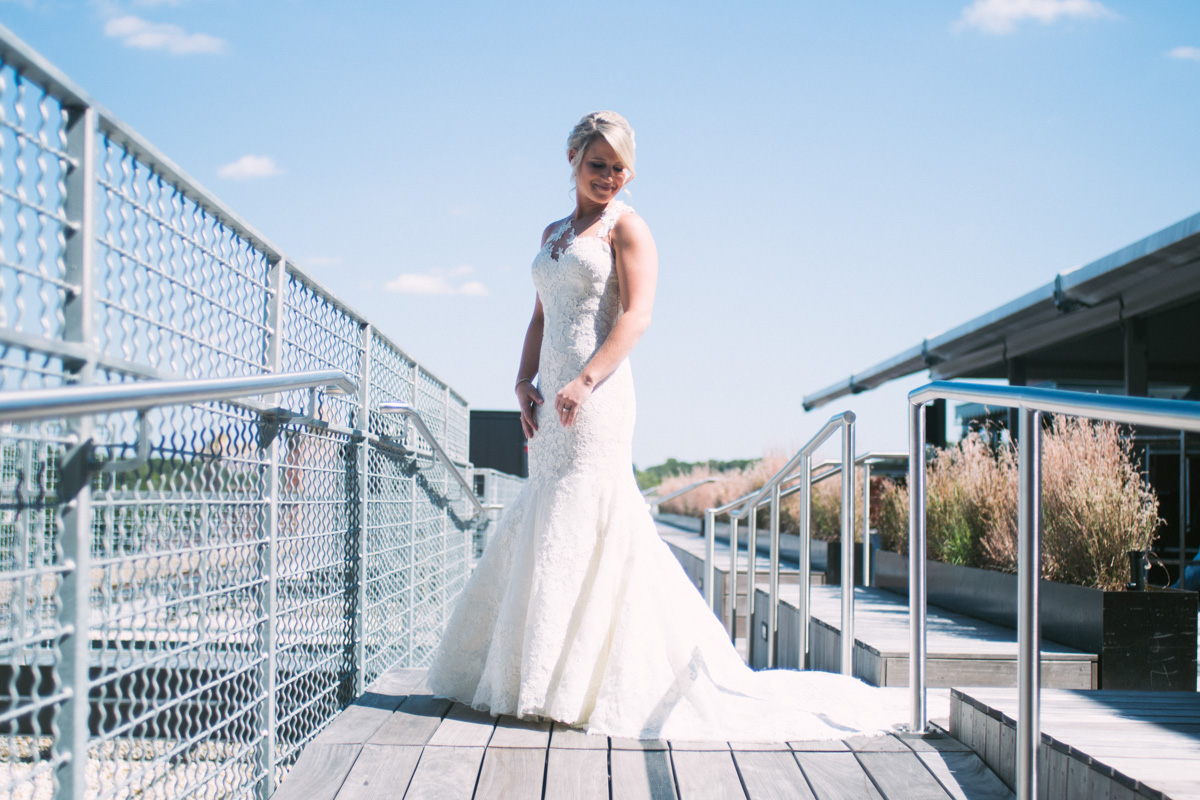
top-left (427, 201), bottom-right (904, 740)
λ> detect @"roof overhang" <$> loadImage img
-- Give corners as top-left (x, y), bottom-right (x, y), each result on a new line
top-left (803, 210), bottom-right (1200, 411)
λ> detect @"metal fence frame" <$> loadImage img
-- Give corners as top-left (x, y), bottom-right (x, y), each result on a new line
top-left (0, 22), bottom-right (477, 800)
top-left (907, 380), bottom-right (1200, 800)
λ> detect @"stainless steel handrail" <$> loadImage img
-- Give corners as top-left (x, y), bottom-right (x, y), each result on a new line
top-left (377, 402), bottom-right (486, 519)
top-left (711, 411), bottom-right (856, 671)
top-left (702, 488), bottom-right (761, 616)
top-left (646, 477), bottom-right (717, 507)
top-left (0, 370), bottom-right (356, 423)
top-left (907, 380), bottom-right (1200, 800)
top-left (799, 451), bottom-right (908, 588)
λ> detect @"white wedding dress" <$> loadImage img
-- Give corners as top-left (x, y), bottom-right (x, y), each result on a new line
top-left (427, 201), bottom-right (905, 741)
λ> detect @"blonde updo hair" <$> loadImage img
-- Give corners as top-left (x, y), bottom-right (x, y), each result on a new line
top-left (567, 111), bottom-right (636, 185)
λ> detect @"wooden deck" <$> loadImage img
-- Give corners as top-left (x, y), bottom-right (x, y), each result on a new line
top-left (954, 688), bottom-right (1200, 800)
top-left (272, 667), bottom-right (1014, 799)
top-left (751, 584), bottom-right (1097, 689)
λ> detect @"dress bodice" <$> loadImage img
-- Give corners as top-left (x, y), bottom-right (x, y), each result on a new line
top-left (526, 201), bottom-right (636, 481)
top-left (531, 201), bottom-right (631, 386)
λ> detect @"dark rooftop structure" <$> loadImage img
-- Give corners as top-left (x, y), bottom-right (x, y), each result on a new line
top-left (803, 210), bottom-right (1200, 410)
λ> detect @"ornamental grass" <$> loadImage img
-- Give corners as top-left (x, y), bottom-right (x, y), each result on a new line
top-left (874, 416), bottom-right (1161, 590)
top-left (654, 450), bottom-right (882, 542)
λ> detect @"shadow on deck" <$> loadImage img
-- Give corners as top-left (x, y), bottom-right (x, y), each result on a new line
top-left (271, 667), bottom-right (1013, 799)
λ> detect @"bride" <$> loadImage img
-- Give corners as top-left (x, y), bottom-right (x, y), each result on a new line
top-left (427, 111), bottom-right (903, 741)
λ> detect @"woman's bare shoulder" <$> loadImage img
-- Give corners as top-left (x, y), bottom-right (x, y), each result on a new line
top-left (611, 208), bottom-right (652, 244)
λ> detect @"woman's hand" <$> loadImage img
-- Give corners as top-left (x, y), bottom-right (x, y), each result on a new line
top-left (555, 376), bottom-right (594, 427)
top-left (516, 381), bottom-right (544, 438)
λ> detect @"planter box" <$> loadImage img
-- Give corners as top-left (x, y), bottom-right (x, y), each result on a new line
top-left (875, 550), bottom-right (1198, 690)
top-left (822, 540), bottom-right (866, 587)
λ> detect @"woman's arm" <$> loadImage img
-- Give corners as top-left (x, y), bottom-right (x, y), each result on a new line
top-left (515, 294), bottom-right (545, 438)
top-left (554, 212), bottom-right (658, 427)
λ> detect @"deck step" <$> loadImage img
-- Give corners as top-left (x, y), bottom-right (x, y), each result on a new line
top-left (751, 584), bottom-right (1097, 689)
top-left (952, 688), bottom-right (1200, 799)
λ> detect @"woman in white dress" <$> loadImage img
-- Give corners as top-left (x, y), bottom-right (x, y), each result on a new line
top-left (427, 111), bottom-right (903, 741)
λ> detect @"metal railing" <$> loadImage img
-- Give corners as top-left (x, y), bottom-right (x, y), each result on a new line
top-left (799, 452), bottom-right (907, 588)
top-left (378, 403), bottom-right (486, 519)
top-left (704, 412), bottom-right (857, 672)
top-left (645, 476), bottom-right (717, 508)
top-left (907, 380), bottom-right (1200, 800)
top-left (0, 23), bottom-right (476, 800)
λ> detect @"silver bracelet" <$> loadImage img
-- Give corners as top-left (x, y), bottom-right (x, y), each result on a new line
top-left (515, 377), bottom-right (534, 391)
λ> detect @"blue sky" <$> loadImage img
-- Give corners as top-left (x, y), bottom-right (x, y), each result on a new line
top-left (3, 0), bottom-right (1198, 466)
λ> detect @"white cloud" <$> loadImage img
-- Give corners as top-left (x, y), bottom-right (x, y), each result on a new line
top-left (104, 14), bottom-right (225, 54)
top-left (217, 155), bottom-right (283, 180)
top-left (1167, 46), bottom-right (1200, 62)
top-left (384, 266), bottom-right (489, 297)
top-left (955, 0), bottom-right (1112, 34)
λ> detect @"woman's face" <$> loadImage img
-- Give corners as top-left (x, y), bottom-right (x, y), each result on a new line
top-left (570, 137), bottom-right (629, 205)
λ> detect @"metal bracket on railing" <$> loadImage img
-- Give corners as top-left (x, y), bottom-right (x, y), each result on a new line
top-left (377, 402), bottom-right (486, 521)
top-left (98, 410), bottom-right (150, 474)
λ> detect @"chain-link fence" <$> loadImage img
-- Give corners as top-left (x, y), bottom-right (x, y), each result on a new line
top-left (0, 24), bottom-right (477, 800)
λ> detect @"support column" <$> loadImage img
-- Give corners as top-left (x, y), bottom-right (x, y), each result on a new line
top-left (1007, 358), bottom-right (1027, 442)
top-left (56, 103), bottom-right (97, 800)
top-left (257, 259), bottom-right (287, 799)
top-left (925, 399), bottom-right (947, 449)
top-left (1124, 317), bottom-right (1148, 397)
top-left (354, 324), bottom-right (372, 694)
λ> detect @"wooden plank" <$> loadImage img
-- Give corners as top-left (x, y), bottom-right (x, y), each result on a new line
top-left (1045, 747), bottom-right (1068, 800)
top-left (730, 739), bottom-right (790, 752)
top-left (334, 744), bottom-right (422, 800)
top-left (489, 715), bottom-right (551, 748)
top-left (271, 742), bottom-right (360, 800)
top-left (669, 739), bottom-right (730, 751)
top-left (317, 691), bottom-right (408, 745)
top-left (611, 748), bottom-right (677, 800)
top-left (427, 703), bottom-right (496, 747)
top-left (474, 747), bottom-right (546, 800)
top-left (367, 695), bottom-right (452, 746)
top-left (896, 733), bottom-right (973, 754)
top-left (916, 751), bottom-right (1014, 800)
top-left (845, 735), bottom-right (910, 753)
top-left (793, 752), bottom-right (883, 800)
top-left (671, 750), bottom-right (746, 799)
top-left (788, 740), bottom-right (849, 752)
top-left (733, 750), bottom-right (816, 800)
top-left (855, 751), bottom-right (952, 799)
top-left (544, 747), bottom-right (608, 800)
top-left (550, 723), bottom-right (607, 749)
top-left (613, 737), bottom-right (669, 750)
top-left (403, 745), bottom-right (485, 800)
top-left (368, 667), bottom-right (429, 696)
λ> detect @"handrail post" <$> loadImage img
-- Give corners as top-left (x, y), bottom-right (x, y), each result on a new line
top-left (908, 400), bottom-right (927, 732)
top-left (56, 102), bottom-right (97, 800)
top-left (798, 456), bottom-right (812, 669)
top-left (861, 461), bottom-right (872, 588)
top-left (727, 514), bottom-right (739, 641)
top-left (746, 509), bottom-right (758, 666)
top-left (840, 418), bottom-right (855, 676)
top-left (767, 483), bottom-right (781, 668)
top-left (257, 258), bottom-right (288, 798)
top-left (1016, 407), bottom-right (1042, 800)
top-left (704, 508), bottom-right (716, 610)
top-left (354, 324), bottom-right (372, 695)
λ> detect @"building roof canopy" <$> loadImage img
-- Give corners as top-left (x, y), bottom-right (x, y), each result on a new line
top-left (803, 210), bottom-right (1200, 410)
